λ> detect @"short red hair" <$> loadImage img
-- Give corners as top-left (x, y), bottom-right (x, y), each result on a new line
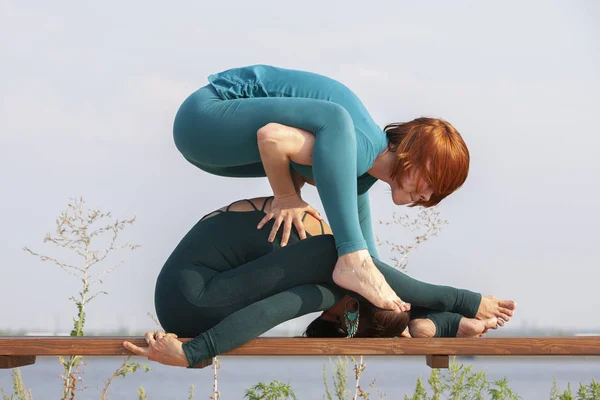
top-left (385, 117), bottom-right (470, 207)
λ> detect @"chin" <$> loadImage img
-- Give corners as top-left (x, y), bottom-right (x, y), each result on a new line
top-left (392, 195), bottom-right (411, 206)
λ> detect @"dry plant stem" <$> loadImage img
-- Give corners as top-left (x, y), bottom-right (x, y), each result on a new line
top-left (352, 356), bottom-right (367, 400)
top-left (100, 356), bottom-right (130, 400)
top-left (377, 207), bottom-right (447, 271)
top-left (210, 357), bottom-right (221, 400)
top-left (23, 197), bottom-right (139, 400)
top-left (147, 312), bottom-right (162, 328)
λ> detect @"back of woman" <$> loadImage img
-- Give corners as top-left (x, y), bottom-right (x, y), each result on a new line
top-left (154, 197), bottom-right (332, 336)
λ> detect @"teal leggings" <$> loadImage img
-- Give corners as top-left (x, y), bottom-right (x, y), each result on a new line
top-left (154, 204), bottom-right (482, 367)
top-left (173, 85), bottom-right (371, 255)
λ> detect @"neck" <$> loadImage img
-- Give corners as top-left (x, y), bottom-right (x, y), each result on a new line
top-left (368, 149), bottom-right (395, 184)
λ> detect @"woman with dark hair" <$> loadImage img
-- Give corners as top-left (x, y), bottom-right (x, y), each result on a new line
top-left (123, 195), bottom-right (514, 368)
top-left (171, 64), bottom-right (471, 313)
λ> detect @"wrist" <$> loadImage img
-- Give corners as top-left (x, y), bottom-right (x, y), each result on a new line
top-left (274, 191), bottom-right (299, 200)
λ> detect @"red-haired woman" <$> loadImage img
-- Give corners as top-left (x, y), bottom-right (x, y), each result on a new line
top-left (173, 65), bottom-right (469, 313)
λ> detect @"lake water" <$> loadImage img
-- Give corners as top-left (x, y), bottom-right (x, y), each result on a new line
top-left (1, 356), bottom-right (599, 399)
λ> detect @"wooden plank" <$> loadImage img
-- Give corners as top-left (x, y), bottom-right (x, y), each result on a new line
top-left (0, 337), bottom-right (599, 357)
top-left (0, 356), bottom-right (36, 368)
top-left (426, 355), bottom-right (449, 369)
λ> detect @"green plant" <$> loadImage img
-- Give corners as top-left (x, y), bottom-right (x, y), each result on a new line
top-left (323, 357), bottom-right (350, 400)
top-left (404, 377), bottom-right (427, 400)
top-left (403, 358), bottom-right (522, 400)
top-left (0, 368), bottom-right (33, 400)
top-left (488, 378), bottom-right (520, 400)
top-left (244, 381), bottom-right (297, 400)
top-left (551, 378), bottom-right (600, 400)
top-left (100, 356), bottom-right (151, 399)
top-left (137, 386), bottom-right (147, 400)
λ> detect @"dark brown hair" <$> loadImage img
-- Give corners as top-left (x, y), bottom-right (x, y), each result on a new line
top-left (385, 117), bottom-right (470, 207)
top-left (303, 302), bottom-right (410, 338)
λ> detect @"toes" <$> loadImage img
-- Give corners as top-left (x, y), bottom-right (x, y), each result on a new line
top-left (385, 300), bottom-right (401, 312)
top-left (500, 300), bottom-right (517, 310)
top-left (497, 318), bottom-right (506, 327)
top-left (486, 317), bottom-right (498, 328)
top-left (500, 307), bottom-right (515, 317)
top-left (499, 313), bottom-right (511, 322)
top-left (394, 298), bottom-right (411, 312)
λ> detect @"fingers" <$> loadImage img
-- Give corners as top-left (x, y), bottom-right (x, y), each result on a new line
top-left (281, 218), bottom-right (293, 247)
top-left (145, 332), bottom-right (156, 347)
top-left (257, 213), bottom-right (274, 230)
top-left (154, 331), bottom-right (166, 340)
top-left (306, 207), bottom-right (323, 221)
top-left (268, 217), bottom-right (283, 243)
top-left (123, 341), bottom-right (149, 357)
top-left (294, 216), bottom-right (307, 240)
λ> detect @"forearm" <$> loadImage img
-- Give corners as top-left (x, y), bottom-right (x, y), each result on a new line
top-left (357, 193), bottom-right (379, 258)
top-left (372, 258), bottom-right (481, 317)
top-left (311, 115), bottom-right (365, 255)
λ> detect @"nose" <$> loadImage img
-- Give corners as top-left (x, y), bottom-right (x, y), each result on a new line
top-left (420, 188), bottom-right (434, 202)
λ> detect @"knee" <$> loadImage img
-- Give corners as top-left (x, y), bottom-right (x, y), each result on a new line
top-left (319, 103), bottom-right (354, 135)
top-left (408, 319), bottom-right (436, 338)
top-left (256, 123), bottom-right (282, 144)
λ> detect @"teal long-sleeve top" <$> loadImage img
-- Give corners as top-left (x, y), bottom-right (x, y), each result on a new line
top-left (207, 65), bottom-right (388, 257)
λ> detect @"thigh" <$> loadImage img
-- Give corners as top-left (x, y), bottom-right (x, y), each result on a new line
top-left (193, 234), bottom-right (339, 311)
top-left (184, 157), bottom-right (267, 178)
top-left (173, 92), bottom-right (352, 168)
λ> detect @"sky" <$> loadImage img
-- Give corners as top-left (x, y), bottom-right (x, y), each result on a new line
top-left (1, 0), bottom-right (599, 335)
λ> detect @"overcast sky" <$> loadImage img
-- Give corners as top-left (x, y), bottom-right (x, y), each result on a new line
top-left (1, 0), bottom-right (599, 335)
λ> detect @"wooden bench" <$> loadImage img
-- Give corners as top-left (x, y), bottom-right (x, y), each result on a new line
top-left (2, 336), bottom-right (600, 370)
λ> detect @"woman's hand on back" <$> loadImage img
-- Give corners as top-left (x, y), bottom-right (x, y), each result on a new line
top-left (257, 193), bottom-right (322, 246)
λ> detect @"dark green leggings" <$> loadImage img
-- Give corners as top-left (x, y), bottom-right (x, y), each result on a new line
top-left (154, 205), bottom-right (481, 367)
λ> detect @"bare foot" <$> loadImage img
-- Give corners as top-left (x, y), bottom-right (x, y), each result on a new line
top-left (408, 319), bottom-right (436, 338)
top-left (457, 317), bottom-right (499, 337)
top-left (332, 250), bottom-right (410, 312)
top-left (400, 329), bottom-right (412, 338)
top-left (476, 296), bottom-right (516, 322)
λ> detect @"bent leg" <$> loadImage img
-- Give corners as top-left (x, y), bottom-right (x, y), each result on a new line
top-left (182, 283), bottom-right (343, 367)
top-left (187, 233), bottom-right (480, 320)
top-left (173, 87), bottom-right (364, 254)
top-left (190, 235), bottom-right (338, 314)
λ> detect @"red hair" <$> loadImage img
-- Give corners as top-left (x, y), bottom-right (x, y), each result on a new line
top-left (385, 117), bottom-right (470, 207)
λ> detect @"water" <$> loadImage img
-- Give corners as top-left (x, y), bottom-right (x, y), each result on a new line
top-left (1, 356), bottom-right (599, 399)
